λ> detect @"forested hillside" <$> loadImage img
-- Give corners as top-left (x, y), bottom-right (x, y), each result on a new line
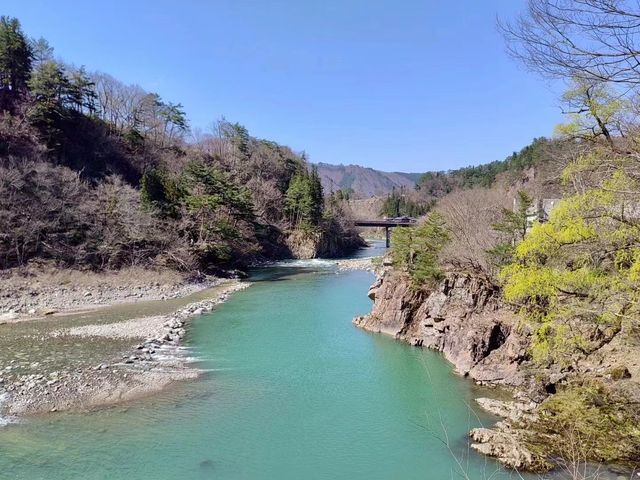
top-left (0, 17), bottom-right (362, 274)
top-left (382, 1), bottom-right (640, 470)
top-left (416, 137), bottom-right (564, 199)
top-left (314, 134), bottom-right (566, 222)
top-left (373, 137), bottom-right (563, 219)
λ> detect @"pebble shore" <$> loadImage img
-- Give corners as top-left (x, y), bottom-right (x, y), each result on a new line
top-left (335, 258), bottom-right (374, 271)
top-left (0, 281), bottom-right (250, 419)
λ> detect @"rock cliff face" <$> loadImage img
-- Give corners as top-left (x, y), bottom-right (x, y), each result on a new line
top-left (354, 269), bottom-right (530, 386)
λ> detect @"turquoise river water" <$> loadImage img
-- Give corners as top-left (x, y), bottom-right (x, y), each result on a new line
top-left (0, 247), bottom-right (544, 479)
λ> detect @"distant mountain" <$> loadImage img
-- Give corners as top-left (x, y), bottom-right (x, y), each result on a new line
top-left (315, 163), bottom-right (420, 198)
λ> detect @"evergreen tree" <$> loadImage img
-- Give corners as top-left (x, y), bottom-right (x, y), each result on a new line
top-left (179, 161), bottom-right (257, 265)
top-left (380, 186), bottom-right (428, 218)
top-left (30, 37), bottom-right (53, 68)
top-left (417, 138), bottom-right (550, 193)
top-left (0, 16), bottom-right (32, 95)
top-left (284, 169), bottom-right (323, 228)
top-left (221, 121), bottom-right (250, 163)
top-left (488, 191), bottom-right (534, 267)
top-left (494, 191), bottom-right (534, 242)
top-left (390, 212), bottom-right (449, 286)
top-left (309, 165), bottom-right (324, 222)
top-left (160, 101), bottom-right (187, 140)
top-left (140, 167), bottom-right (183, 219)
top-left (28, 60), bottom-right (70, 148)
top-left (67, 66), bottom-right (97, 114)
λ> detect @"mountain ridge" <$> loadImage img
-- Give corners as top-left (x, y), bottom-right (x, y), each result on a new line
top-left (314, 162), bottom-right (420, 198)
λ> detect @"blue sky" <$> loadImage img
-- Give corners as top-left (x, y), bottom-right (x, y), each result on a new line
top-left (5, 0), bottom-right (563, 172)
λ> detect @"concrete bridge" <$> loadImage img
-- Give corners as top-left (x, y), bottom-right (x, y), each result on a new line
top-left (353, 218), bottom-right (417, 247)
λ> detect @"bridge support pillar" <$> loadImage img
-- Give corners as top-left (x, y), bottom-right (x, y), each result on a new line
top-left (385, 227), bottom-right (390, 248)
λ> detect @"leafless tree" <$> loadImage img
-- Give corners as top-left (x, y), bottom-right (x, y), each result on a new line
top-left (500, 0), bottom-right (640, 86)
top-left (436, 188), bottom-right (509, 279)
top-left (0, 161), bottom-right (87, 267)
top-left (92, 72), bottom-right (146, 132)
top-left (0, 102), bottom-right (46, 161)
top-left (192, 120), bottom-right (234, 162)
top-left (91, 72), bottom-right (188, 147)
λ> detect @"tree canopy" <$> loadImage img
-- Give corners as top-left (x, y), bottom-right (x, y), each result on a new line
top-left (0, 16), bottom-right (32, 96)
top-left (0, 16), bottom-right (361, 272)
top-left (417, 137), bottom-right (552, 194)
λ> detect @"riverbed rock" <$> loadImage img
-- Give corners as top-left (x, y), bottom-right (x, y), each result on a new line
top-left (470, 426), bottom-right (548, 471)
top-left (367, 277), bottom-right (382, 300)
top-left (354, 270), bottom-right (529, 386)
top-left (0, 281), bottom-right (252, 422)
top-left (475, 397), bottom-right (537, 422)
top-left (0, 311), bottom-right (18, 321)
top-left (286, 228), bottom-right (366, 259)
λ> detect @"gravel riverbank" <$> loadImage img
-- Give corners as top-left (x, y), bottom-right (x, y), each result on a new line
top-left (0, 276), bottom-right (250, 419)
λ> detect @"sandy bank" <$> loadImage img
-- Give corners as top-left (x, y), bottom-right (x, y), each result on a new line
top-left (0, 267), bottom-right (216, 322)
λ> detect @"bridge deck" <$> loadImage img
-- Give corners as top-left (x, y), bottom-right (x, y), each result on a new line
top-left (353, 220), bottom-right (416, 227)
top-left (354, 219), bottom-right (416, 247)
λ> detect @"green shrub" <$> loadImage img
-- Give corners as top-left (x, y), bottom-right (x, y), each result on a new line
top-left (529, 381), bottom-right (640, 464)
top-left (390, 212), bottom-right (449, 286)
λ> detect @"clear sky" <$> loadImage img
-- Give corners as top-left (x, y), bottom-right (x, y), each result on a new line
top-left (5, 0), bottom-right (564, 172)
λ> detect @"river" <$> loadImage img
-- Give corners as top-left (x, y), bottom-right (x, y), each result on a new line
top-left (0, 244), bottom-right (539, 479)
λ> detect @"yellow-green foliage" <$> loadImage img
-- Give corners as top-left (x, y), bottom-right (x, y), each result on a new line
top-left (488, 191), bottom-right (534, 267)
top-left (531, 381), bottom-right (640, 464)
top-left (390, 212), bottom-right (449, 287)
top-left (500, 157), bottom-right (640, 364)
top-left (554, 77), bottom-right (626, 141)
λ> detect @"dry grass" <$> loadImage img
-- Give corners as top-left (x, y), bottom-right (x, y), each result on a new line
top-left (1, 265), bottom-right (186, 290)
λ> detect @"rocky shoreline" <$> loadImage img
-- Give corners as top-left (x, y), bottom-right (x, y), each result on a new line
top-left (335, 257), bottom-right (374, 271)
top-left (354, 264), bottom-right (640, 475)
top-left (0, 277), bottom-right (249, 420)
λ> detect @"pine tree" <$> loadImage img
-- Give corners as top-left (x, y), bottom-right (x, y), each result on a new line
top-left (390, 212), bottom-right (449, 286)
top-left (30, 37), bottom-right (53, 68)
top-left (67, 66), bottom-right (97, 114)
top-left (140, 167), bottom-right (183, 219)
top-left (28, 60), bottom-right (70, 148)
top-left (0, 16), bottom-right (33, 95)
top-left (309, 165), bottom-right (324, 224)
top-left (284, 169), bottom-right (324, 228)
